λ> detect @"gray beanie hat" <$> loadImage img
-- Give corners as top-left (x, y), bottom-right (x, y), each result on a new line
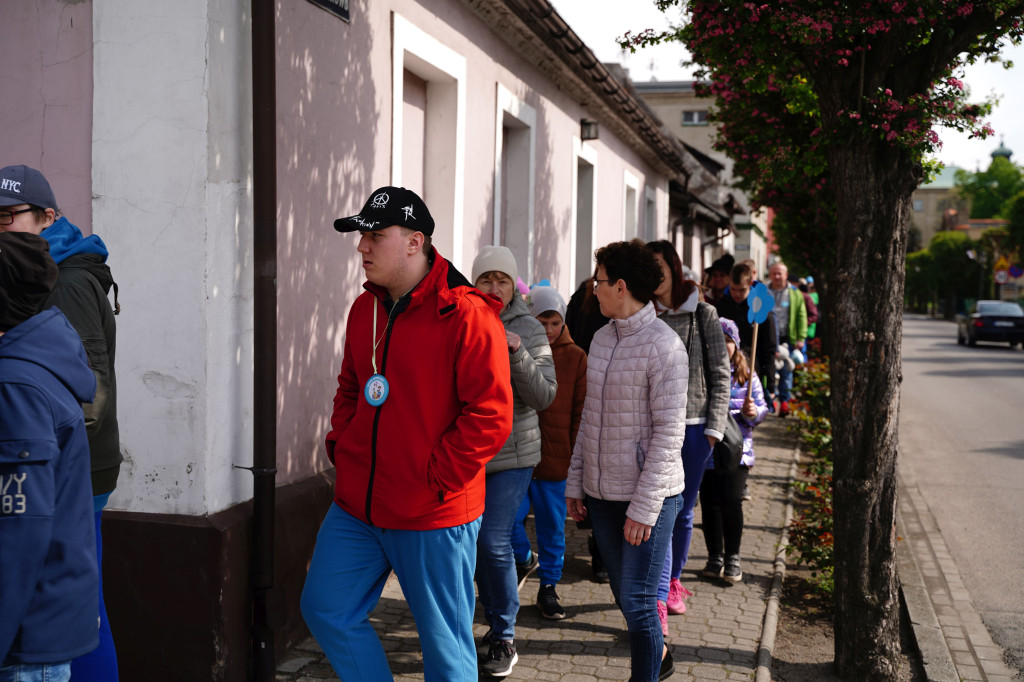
top-left (471, 245), bottom-right (518, 285)
top-left (528, 285), bottom-right (566, 319)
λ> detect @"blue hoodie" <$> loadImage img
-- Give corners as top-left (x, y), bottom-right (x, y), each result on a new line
top-left (0, 308), bottom-right (99, 665)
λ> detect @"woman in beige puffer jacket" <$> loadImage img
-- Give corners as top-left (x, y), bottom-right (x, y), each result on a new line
top-left (566, 241), bottom-right (688, 682)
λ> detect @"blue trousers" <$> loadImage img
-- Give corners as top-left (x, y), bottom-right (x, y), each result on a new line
top-left (476, 466), bottom-right (533, 640)
top-left (658, 425), bottom-right (713, 600)
top-left (301, 504), bottom-right (481, 681)
top-left (71, 496), bottom-right (118, 682)
top-left (588, 493), bottom-right (682, 682)
top-left (511, 478), bottom-right (567, 585)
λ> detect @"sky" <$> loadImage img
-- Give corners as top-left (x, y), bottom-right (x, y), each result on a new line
top-left (549, 0), bottom-right (1022, 172)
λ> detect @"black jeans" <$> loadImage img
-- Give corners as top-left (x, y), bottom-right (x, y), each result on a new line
top-left (699, 465), bottom-right (750, 557)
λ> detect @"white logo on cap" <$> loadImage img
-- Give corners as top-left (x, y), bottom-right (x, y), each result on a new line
top-left (402, 204), bottom-right (415, 221)
top-left (371, 192), bottom-right (389, 209)
top-left (0, 179), bottom-right (22, 193)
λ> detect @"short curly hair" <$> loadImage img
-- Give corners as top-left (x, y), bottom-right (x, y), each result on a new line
top-left (594, 239), bottom-right (663, 304)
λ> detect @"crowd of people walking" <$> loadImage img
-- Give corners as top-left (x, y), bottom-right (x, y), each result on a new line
top-left (1, 175), bottom-right (811, 682)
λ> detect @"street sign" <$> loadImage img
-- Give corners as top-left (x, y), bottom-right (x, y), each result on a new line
top-left (995, 270), bottom-right (1009, 284)
top-left (994, 255), bottom-right (1010, 271)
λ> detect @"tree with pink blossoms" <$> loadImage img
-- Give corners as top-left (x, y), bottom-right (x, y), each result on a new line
top-left (625, 2), bottom-right (1023, 678)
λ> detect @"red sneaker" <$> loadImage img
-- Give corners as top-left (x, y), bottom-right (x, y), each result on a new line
top-left (779, 400), bottom-right (790, 417)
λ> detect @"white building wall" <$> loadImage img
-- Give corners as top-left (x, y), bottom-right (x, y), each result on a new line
top-left (93, 0), bottom-right (254, 516)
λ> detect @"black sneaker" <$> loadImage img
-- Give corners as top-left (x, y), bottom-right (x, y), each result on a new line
top-left (659, 647), bottom-right (676, 680)
top-left (723, 554), bottom-right (743, 583)
top-left (482, 639), bottom-right (518, 677)
top-left (516, 552), bottom-right (539, 589)
top-left (701, 555), bottom-right (724, 579)
top-left (537, 584), bottom-right (566, 620)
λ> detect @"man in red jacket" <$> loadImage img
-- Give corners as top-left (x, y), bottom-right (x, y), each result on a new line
top-left (300, 186), bottom-right (513, 681)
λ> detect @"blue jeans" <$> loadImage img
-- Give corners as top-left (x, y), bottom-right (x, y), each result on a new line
top-left (301, 503), bottom-right (481, 681)
top-left (476, 466), bottom-right (533, 640)
top-left (0, 663), bottom-right (70, 682)
top-left (511, 478), bottom-right (567, 585)
top-left (71, 497), bottom-right (118, 681)
top-left (588, 493), bottom-right (682, 682)
top-left (658, 425), bottom-right (713, 600)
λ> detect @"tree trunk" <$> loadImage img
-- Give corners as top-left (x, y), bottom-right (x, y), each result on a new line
top-left (827, 142), bottom-right (916, 680)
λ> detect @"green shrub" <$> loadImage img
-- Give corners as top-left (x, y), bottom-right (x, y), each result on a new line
top-left (786, 357), bottom-right (834, 596)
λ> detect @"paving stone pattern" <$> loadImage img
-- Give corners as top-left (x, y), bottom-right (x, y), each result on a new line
top-left (277, 417), bottom-right (798, 681)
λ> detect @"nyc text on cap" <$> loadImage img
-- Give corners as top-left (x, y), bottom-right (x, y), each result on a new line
top-left (334, 186), bottom-right (434, 236)
top-left (0, 165), bottom-right (58, 211)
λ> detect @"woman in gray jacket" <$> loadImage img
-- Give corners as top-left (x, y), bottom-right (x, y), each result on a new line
top-left (472, 246), bottom-right (557, 677)
top-left (648, 240), bottom-right (731, 625)
top-left (566, 241), bottom-right (688, 682)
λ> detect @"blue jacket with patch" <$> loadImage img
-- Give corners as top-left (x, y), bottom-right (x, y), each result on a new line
top-left (0, 308), bottom-right (99, 665)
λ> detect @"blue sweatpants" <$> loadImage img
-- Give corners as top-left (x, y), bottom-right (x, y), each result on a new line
top-left (301, 503), bottom-right (481, 681)
top-left (71, 494), bottom-right (118, 682)
top-left (511, 478), bottom-right (567, 585)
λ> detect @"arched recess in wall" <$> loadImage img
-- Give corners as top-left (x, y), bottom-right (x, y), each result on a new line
top-left (493, 84), bottom-right (536, 284)
top-left (391, 13), bottom-right (466, 266)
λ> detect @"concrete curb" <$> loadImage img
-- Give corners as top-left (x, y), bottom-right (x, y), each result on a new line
top-left (754, 444), bottom-right (801, 682)
top-left (896, 517), bottom-right (960, 682)
top-left (750, 437), bottom-right (960, 682)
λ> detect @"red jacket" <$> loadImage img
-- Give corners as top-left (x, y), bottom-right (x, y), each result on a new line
top-left (326, 249), bottom-right (513, 530)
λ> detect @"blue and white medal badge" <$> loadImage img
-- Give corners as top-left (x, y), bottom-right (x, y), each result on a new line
top-left (364, 373), bottom-right (389, 407)
top-left (365, 300), bottom-right (390, 407)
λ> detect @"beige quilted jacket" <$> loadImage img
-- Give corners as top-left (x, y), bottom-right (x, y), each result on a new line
top-left (565, 302), bottom-right (688, 526)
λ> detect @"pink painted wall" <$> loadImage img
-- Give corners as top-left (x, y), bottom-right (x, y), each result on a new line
top-left (273, 0), bottom-right (669, 485)
top-left (0, 1), bottom-right (93, 233)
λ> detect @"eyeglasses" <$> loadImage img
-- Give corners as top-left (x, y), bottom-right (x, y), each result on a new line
top-left (592, 278), bottom-right (615, 291)
top-left (0, 208), bottom-right (34, 226)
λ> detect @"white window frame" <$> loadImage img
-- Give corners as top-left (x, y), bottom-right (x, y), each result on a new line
top-left (391, 14), bottom-right (467, 266)
top-left (493, 84), bottom-right (537, 282)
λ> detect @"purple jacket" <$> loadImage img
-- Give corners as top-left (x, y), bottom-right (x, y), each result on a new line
top-left (707, 367), bottom-right (768, 468)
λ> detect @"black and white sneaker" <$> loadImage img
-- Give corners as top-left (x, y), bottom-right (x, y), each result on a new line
top-left (701, 555), bottom-right (724, 579)
top-left (723, 554), bottom-right (743, 583)
top-left (537, 584), bottom-right (566, 620)
top-left (516, 551), bottom-right (539, 589)
top-left (741, 485), bottom-right (752, 501)
top-left (482, 639), bottom-right (518, 677)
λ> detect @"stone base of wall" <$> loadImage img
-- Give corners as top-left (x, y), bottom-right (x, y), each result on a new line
top-left (103, 471), bottom-right (334, 681)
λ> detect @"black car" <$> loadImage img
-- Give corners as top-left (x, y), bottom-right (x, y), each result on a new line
top-left (956, 300), bottom-right (1024, 347)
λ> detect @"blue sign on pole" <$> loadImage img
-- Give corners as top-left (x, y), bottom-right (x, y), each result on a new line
top-left (748, 281), bottom-right (773, 325)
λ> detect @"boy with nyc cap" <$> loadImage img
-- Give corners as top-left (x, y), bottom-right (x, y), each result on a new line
top-left (300, 186), bottom-right (513, 681)
top-left (0, 232), bottom-right (98, 682)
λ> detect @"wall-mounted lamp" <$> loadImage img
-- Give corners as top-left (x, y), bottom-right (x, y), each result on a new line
top-left (580, 118), bottom-right (599, 141)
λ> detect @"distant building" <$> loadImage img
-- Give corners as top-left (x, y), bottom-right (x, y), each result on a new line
top-left (633, 80), bottom-right (769, 272)
top-left (911, 165), bottom-right (970, 248)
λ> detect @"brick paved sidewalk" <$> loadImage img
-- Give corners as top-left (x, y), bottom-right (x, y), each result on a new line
top-left (277, 416), bottom-right (798, 681)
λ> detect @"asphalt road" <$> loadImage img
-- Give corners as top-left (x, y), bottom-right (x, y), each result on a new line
top-left (899, 314), bottom-right (1024, 676)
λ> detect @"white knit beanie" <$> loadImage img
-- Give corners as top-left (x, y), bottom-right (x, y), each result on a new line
top-left (528, 286), bottom-right (566, 319)
top-left (471, 245), bottom-right (518, 285)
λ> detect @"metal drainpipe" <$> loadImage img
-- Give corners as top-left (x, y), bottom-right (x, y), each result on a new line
top-left (247, 0), bottom-right (282, 679)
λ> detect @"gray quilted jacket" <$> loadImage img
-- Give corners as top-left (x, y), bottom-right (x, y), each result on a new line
top-left (566, 302), bottom-right (688, 526)
top-left (657, 292), bottom-right (731, 442)
top-left (486, 295), bottom-right (557, 474)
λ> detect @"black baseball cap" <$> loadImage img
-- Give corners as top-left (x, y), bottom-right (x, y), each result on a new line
top-left (0, 165), bottom-right (58, 210)
top-left (334, 186), bottom-right (434, 236)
